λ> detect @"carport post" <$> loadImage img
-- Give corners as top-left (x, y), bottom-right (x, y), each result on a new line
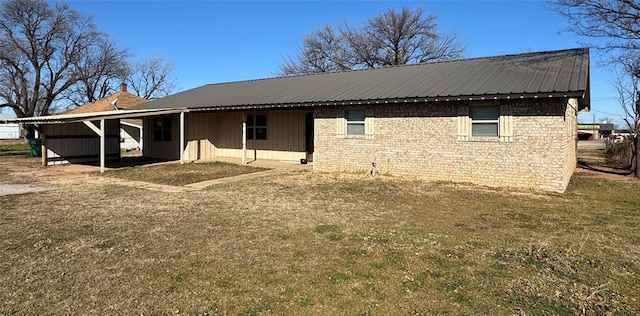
top-left (180, 112), bottom-right (185, 164)
top-left (82, 120), bottom-right (105, 172)
top-left (241, 113), bottom-right (247, 165)
top-left (99, 119), bottom-right (105, 173)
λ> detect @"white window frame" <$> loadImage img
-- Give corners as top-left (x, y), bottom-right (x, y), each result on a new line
top-left (346, 109), bottom-right (366, 135)
top-left (470, 105), bottom-right (500, 137)
top-left (336, 108), bottom-right (374, 139)
top-left (457, 102), bottom-right (513, 142)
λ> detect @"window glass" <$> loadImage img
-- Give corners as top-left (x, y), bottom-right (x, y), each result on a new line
top-left (255, 127), bottom-right (267, 140)
top-left (256, 115), bottom-right (267, 126)
top-left (470, 106), bottom-right (499, 137)
top-left (470, 106), bottom-right (499, 120)
top-left (246, 114), bottom-right (267, 140)
top-left (153, 117), bottom-right (172, 141)
top-left (472, 124), bottom-right (499, 137)
top-left (347, 124), bottom-right (365, 135)
top-left (346, 110), bottom-right (365, 122)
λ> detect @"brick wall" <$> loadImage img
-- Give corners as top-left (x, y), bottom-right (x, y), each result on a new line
top-left (313, 98), bottom-right (577, 192)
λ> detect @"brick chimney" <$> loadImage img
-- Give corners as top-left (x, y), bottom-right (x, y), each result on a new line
top-left (120, 83), bottom-right (127, 92)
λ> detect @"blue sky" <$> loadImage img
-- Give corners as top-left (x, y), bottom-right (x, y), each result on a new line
top-left (8, 1), bottom-right (626, 124)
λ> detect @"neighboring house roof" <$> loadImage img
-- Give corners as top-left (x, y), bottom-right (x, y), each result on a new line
top-left (132, 48), bottom-right (590, 112)
top-left (64, 84), bottom-right (147, 125)
top-left (65, 84), bottom-right (148, 114)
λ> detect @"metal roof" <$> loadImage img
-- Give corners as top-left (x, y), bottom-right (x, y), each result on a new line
top-left (132, 48), bottom-right (590, 112)
top-left (7, 108), bottom-right (186, 124)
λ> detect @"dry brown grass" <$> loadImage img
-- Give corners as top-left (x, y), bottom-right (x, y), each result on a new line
top-left (0, 162), bottom-right (639, 315)
top-left (98, 161), bottom-right (268, 186)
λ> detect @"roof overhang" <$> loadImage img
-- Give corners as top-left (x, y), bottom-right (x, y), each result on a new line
top-left (7, 108), bottom-right (188, 125)
top-left (187, 91), bottom-right (589, 112)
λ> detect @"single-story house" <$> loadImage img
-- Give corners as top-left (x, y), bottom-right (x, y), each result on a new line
top-left (43, 83), bottom-right (147, 165)
top-left (13, 48), bottom-right (589, 192)
top-left (0, 113), bottom-right (20, 139)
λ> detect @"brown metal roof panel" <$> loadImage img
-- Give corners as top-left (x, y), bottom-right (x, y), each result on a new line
top-left (131, 48), bottom-right (589, 110)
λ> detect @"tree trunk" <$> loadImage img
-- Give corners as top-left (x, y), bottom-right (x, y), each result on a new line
top-left (23, 125), bottom-right (38, 140)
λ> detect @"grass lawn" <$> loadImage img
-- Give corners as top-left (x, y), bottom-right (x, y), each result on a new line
top-left (0, 163), bottom-right (639, 314)
top-left (0, 141), bottom-right (29, 156)
top-left (98, 161), bottom-right (269, 186)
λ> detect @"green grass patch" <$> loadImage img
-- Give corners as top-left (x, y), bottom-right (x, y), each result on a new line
top-left (0, 142), bottom-right (29, 153)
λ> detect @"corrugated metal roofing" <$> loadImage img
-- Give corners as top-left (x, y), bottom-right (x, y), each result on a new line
top-left (132, 48), bottom-right (590, 111)
top-left (8, 109), bottom-right (186, 124)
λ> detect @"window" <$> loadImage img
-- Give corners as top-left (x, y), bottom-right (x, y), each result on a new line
top-left (346, 110), bottom-right (365, 135)
top-left (246, 115), bottom-right (267, 140)
top-left (153, 117), bottom-right (172, 142)
top-left (336, 108), bottom-right (374, 139)
top-left (470, 106), bottom-right (500, 137)
top-left (457, 103), bottom-right (513, 142)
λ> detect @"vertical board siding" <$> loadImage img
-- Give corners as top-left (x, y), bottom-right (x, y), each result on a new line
top-left (143, 115), bottom-right (180, 160)
top-left (44, 120), bottom-right (120, 165)
top-left (336, 109), bottom-right (345, 138)
top-left (457, 105), bottom-right (470, 141)
top-left (181, 110), bottom-right (308, 162)
top-left (500, 104), bottom-right (514, 143)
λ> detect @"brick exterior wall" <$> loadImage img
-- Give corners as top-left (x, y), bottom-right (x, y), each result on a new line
top-left (313, 98), bottom-right (578, 192)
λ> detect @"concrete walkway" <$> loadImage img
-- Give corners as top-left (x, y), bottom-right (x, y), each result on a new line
top-left (1, 157), bottom-right (312, 194)
top-left (185, 168), bottom-right (291, 189)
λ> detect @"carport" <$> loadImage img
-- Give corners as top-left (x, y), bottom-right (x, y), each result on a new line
top-left (10, 108), bottom-right (187, 172)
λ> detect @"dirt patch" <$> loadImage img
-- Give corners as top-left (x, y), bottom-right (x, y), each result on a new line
top-left (0, 183), bottom-right (47, 196)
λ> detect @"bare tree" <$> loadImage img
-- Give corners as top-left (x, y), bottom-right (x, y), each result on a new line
top-left (614, 59), bottom-right (640, 172)
top-left (62, 38), bottom-right (129, 108)
top-left (126, 55), bottom-right (176, 100)
top-left (551, 0), bottom-right (640, 177)
top-left (0, 0), bottom-right (112, 137)
top-left (279, 7), bottom-right (465, 76)
top-left (551, 0), bottom-right (640, 52)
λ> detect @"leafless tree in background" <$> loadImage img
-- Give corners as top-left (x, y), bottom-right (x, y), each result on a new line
top-left (63, 38), bottom-right (130, 107)
top-left (0, 0), bottom-right (177, 136)
top-left (0, 0), bottom-right (106, 137)
top-left (126, 55), bottom-right (177, 100)
top-left (614, 59), bottom-right (640, 173)
top-left (551, 0), bottom-right (640, 176)
top-left (279, 7), bottom-right (465, 76)
top-left (551, 0), bottom-right (640, 52)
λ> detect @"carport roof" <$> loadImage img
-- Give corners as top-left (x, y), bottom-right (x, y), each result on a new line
top-left (132, 47), bottom-right (590, 112)
top-left (7, 108), bottom-right (186, 124)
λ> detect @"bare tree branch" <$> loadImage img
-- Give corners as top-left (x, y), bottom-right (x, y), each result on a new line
top-left (126, 55), bottom-right (176, 100)
top-left (551, 0), bottom-right (640, 176)
top-left (279, 7), bottom-right (465, 76)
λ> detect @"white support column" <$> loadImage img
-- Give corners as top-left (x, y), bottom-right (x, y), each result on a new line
top-left (241, 113), bottom-right (247, 165)
top-left (139, 122), bottom-right (144, 152)
top-left (180, 112), bottom-right (185, 164)
top-left (99, 119), bottom-right (105, 173)
top-left (83, 120), bottom-right (105, 173)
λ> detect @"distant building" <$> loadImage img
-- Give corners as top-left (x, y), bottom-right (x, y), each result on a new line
top-left (577, 123), bottom-right (614, 140)
top-left (0, 113), bottom-right (20, 139)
